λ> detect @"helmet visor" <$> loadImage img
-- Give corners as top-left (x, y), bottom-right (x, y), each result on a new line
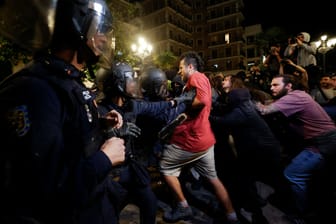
top-left (84, 0), bottom-right (113, 57)
top-left (157, 80), bottom-right (169, 99)
top-left (124, 71), bottom-right (137, 97)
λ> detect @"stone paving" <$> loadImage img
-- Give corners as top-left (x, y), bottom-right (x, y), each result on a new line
top-left (119, 181), bottom-right (293, 224)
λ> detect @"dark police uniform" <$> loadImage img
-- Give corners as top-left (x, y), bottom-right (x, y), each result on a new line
top-left (97, 96), bottom-right (184, 224)
top-left (0, 56), bottom-right (122, 224)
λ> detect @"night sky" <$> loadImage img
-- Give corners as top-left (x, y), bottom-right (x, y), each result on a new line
top-left (243, 0), bottom-right (334, 41)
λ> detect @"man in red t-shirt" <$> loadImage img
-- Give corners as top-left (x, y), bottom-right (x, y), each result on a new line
top-left (159, 51), bottom-right (240, 224)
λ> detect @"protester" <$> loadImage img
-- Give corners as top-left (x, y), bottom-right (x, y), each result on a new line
top-left (210, 75), bottom-right (294, 224)
top-left (255, 74), bottom-right (336, 223)
top-left (159, 51), bottom-right (240, 224)
top-left (284, 32), bottom-right (318, 89)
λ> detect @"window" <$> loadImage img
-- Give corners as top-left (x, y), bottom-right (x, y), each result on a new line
top-left (225, 33), bottom-right (230, 44)
top-left (195, 1), bottom-right (201, 8)
top-left (211, 23), bottom-right (216, 32)
top-left (247, 48), bottom-right (256, 58)
top-left (210, 35), bottom-right (218, 45)
top-left (212, 50), bottom-right (218, 58)
top-left (225, 47), bottom-right (232, 57)
top-left (226, 60), bottom-right (232, 70)
top-left (246, 36), bottom-right (256, 45)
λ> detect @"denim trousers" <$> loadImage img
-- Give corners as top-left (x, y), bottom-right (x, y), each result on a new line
top-left (284, 149), bottom-right (325, 214)
top-left (323, 105), bottom-right (336, 121)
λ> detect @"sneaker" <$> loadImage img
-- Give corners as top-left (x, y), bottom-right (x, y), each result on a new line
top-left (163, 204), bottom-right (193, 223)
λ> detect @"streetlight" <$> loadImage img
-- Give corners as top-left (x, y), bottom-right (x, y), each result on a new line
top-left (313, 35), bottom-right (336, 74)
top-left (131, 37), bottom-right (153, 68)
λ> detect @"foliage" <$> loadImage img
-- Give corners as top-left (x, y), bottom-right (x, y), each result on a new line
top-left (153, 51), bottom-right (178, 71)
top-left (108, 0), bottom-right (141, 67)
top-left (0, 36), bottom-right (32, 78)
top-left (0, 36), bottom-right (32, 63)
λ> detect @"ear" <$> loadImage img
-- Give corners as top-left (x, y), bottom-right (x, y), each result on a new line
top-left (285, 83), bottom-right (292, 90)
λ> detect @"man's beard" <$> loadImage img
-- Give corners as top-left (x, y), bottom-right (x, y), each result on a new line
top-left (182, 75), bottom-right (188, 83)
top-left (272, 88), bottom-right (288, 99)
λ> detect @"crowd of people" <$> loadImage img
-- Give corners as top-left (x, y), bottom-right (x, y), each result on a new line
top-left (1, 1), bottom-right (336, 224)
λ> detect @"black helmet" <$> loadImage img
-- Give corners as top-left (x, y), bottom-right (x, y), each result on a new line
top-left (0, 0), bottom-right (113, 63)
top-left (139, 67), bottom-right (168, 100)
top-left (51, 0), bottom-right (113, 64)
top-left (101, 61), bottom-right (136, 98)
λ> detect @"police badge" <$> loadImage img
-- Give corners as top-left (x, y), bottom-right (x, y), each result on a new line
top-left (7, 105), bottom-right (31, 136)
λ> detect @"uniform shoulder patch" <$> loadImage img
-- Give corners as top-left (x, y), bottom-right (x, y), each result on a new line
top-left (7, 105), bottom-right (31, 137)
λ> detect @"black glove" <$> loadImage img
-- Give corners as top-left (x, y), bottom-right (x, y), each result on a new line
top-left (208, 115), bottom-right (215, 123)
top-left (173, 88), bottom-right (196, 107)
top-left (105, 122), bottom-right (141, 138)
top-left (208, 115), bottom-right (221, 125)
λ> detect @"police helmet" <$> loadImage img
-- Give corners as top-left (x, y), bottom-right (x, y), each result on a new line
top-left (101, 62), bottom-right (136, 98)
top-left (0, 0), bottom-right (113, 64)
top-left (51, 0), bottom-right (113, 64)
top-left (139, 67), bottom-right (168, 100)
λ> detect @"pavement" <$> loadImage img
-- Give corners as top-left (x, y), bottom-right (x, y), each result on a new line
top-left (119, 181), bottom-right (294, 224)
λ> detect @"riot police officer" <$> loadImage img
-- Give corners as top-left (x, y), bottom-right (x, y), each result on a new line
top-left (0, 1), bottom-right (126, 224)
top-left (97, 62), bottom-right (161, 224)
top-left (96, 63), bottom-right (195, 223)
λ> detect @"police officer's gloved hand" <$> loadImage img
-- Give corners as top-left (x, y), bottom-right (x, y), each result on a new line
top-left (105, 122), bottom-right (141, 138)
top-left (173, 88), bottom-right (196, 107)
top-left (208, 115), bottom-right (215, 123)
top-left (121, 122), bottom-right (141, 138)
top-left (208, 115), bottom-right (221, 125)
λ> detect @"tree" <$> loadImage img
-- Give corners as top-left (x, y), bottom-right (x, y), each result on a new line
top-left (153, 51), bottom-right (177, 70)
top-left (108, 0), bottom-right (142, 67)
top-left (0, 36), bottom-right (32, 81)
top-left (152, 51), bottom-right (178, 79)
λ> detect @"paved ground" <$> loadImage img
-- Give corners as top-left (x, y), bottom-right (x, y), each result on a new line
top-left (119, 181), bottom-right (293, 224)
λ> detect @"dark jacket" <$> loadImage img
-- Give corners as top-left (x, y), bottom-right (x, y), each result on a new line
top-left (210, 88), bottom-right (281, 160)
top-left (134, 97), bottom-right (186, 165)
top-left (210, 88), bottom-right (285, 211)
top-left (0, 56), bottom-right (118, 224)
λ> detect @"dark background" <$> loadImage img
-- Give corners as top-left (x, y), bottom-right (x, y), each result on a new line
top-left (243, 0), bottom-right (334, 41)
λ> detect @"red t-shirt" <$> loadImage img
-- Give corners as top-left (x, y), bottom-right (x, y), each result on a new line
top-left (170, 71), bottom-right (216, 152)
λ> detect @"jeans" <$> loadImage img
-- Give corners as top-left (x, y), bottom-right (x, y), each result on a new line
top-left (284, 149), bottom-right (325, 214)
top-left (323, 105), bottom-right (336, 122)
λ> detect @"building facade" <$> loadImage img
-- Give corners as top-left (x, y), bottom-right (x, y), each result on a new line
top-left (122, 0), bottom-right (262, 75)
